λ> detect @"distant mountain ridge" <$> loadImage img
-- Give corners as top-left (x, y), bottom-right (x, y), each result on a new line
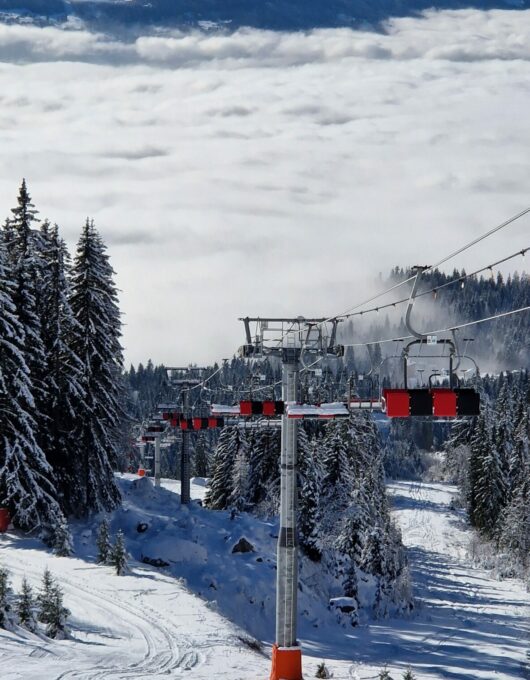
top-left (0, 0), bottom-right (528, 32)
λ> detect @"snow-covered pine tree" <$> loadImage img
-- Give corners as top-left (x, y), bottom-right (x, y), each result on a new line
top-left (336, 491), bottom-right (370, 601)
top-left (352, 413), bottom-right (388, 520)
top-left (246, 428), bottom-right (281, 514)
top-left (315, 661), bottom-right (332, 678)
top-left (498, 475), bottom-right (530, 567)
top-left (473, 422), bottom-right (507, 539)
top-left (298, 428), bottom-right (322, 561)
top-left (69, 219), bottom-right (122, 515)
top-left (17, 576), bottom-right (36, 630)
top-left (39, 222), bottom-right (85, 514)
top-left (53, 515), bottom-right (73, 557)
top-left (205, 426), bottom-right (241, 510)
top-left (320, 420), bottom-right (353, 519)
top-left (0, 232), bottom-right (67, 540)
top-left (467, 412), bottom-right (489, 529)
top-left (46, 582), bottom-right (69, 638)
top-left (0, 567), bottom-right (11, 628)
top-left (37, 567), bottom-right (55, 627)
top-left (6, 181), bottom-right (49, 456)
top-left (360, 522), bottom-right (401, 618)
top-left (193, 434), bottom-right (209, 478)
top-left (229, 433), bottom-right (250, 513)
top-left (111, 529), bottom-right (128, 575)
top-left (97, 519), bottom-right (112, 563)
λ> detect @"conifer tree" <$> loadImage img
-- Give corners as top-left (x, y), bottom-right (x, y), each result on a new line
top-left (315, 661), bottom-right (331, 678)
top-left (229, 439), bottom-right (250, 513)
top-left (246, 428), bottom-right (280, 512)
top-left (467, 413), bottom-right (488, 528)
top-left (45, 583), bottom-right (69, 638)
top-left (0, 234), bottom-right (67, 538)
top-left (378, 667), bottom-right (393, 680)
top-left (205, 426), bottom-right (241, 510)
top-left (37, 567), bottom-right (55, 627)
top-left (97, 519), bottom-right (112, 564)
top-left (17, 577), bottom-right (36, 630)
top-left (193, 435), bottom-right (209, 478)
top-left (7, 181), bottom-right (49, 455)
top-left (110, 530), bottom-right (128, 575)
top-left (53, 515), bottom-right (73, 557)
top-left (472, 422), bottom-right (507, 538)
top-left (0, 567), bottom-right (11, 628)
top-left (69, 219), bottom-right (122, 515)
top-left (39, 222), bottom-right (85, 513)
top-left (298, 430), bottom-right (322, 561)
top-left (336, 495), bottom-right (368, 584)
top-left (320, 421), bottom-right (352, 507)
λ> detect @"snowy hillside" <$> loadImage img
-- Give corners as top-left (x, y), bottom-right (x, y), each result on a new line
top-left (0, 0), bottom-right (529, 31)
top-left (1, 477), bottom-right (528, 679)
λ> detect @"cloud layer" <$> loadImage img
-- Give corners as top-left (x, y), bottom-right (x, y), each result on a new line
top-left (0, 9), bottom-right (529, 364)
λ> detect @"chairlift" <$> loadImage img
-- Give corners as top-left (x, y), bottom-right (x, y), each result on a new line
top-left (381, 268), bottom-right (480, 418)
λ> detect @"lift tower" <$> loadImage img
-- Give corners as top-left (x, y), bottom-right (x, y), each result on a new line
top-left (239, 317), bottom-right (343, 680)
top-left (167, 366), bottom-right (208, 505)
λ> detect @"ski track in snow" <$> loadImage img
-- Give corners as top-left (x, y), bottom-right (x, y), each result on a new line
top-left (0, 479), bottom-right (529, 679)
top-left (381, 481), bottom-right (530, 680)
top-left (298, 481), bottom-right (530, 679)
top-left (0, 550), bottom-right (201, 680)
top-left (0, 536), bottom-right (266, 679)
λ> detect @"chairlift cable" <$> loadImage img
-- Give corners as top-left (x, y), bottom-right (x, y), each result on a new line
top-left (273, 208), bottom-right (530, 342)
top-left (342, 305), bottom-right (530, 347)
top-left (337, 245), bottom-right (528, 320)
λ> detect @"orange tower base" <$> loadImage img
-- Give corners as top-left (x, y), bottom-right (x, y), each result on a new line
top-left (269, 644), bottom-right (303, 680)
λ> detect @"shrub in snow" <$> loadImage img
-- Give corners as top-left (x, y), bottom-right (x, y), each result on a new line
top-left (97, 519), bottom-right (112, 563)
top-left (17, 577), bottom-right (36, 631)
top-left (111, 529), bottom-right (128, 575)
top-left (378, 667), bottom-right (394, 680)
top-left (236, 635), bottom-right (263, 653)
top-left (142, 556), bottom-right (169, 568)
top-left (231, 537), bottom-right (255, 554)
top-left (315, 661), bottom-right (332, 678)
top-left (402, 668), bottom-right (416, 679)
top-left (329, 596), bottom-right (358, 626)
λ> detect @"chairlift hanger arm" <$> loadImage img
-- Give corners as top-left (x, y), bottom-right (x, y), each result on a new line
top-left (405, 265), bottom-right (430, 340)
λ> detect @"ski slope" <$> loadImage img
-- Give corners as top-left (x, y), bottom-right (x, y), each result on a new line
top-left (0, 479), bottom-right (528, 679)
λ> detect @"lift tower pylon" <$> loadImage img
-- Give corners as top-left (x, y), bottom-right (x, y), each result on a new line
top-left (166, 366), bottom-right (208, 505)
top-left (239, 317), bottom-right (344, 680)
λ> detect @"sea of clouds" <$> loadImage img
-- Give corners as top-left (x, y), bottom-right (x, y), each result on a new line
top-left (0, 9), bottom-right (528, 364)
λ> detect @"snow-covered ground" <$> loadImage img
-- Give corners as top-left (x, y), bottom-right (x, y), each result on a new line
top-left (0, 478), bottom-right (528, 679)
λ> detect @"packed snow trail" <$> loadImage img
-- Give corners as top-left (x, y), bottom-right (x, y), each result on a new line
top-left (0, 535), bottom-right (269, 679)
top-left (378, 482), bottom-right (530, 679)
top-left (1, 479), bottom-right (529, 679)
top-left (297, 481), bottom-right (530, 679)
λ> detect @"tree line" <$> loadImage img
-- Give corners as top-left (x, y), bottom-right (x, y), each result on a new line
top-left (445, 370), bottom-right (529, 574)
top-left (0, 180), bottom-right (123, 550)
